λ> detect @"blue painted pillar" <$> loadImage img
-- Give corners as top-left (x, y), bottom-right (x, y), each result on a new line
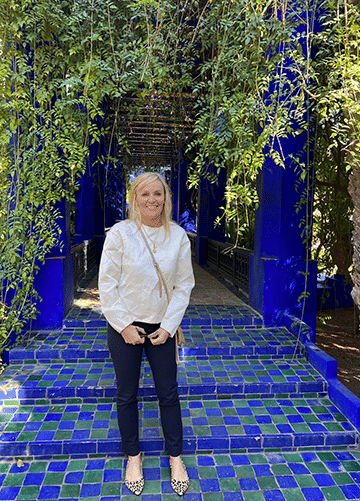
top-left (249, 133), bottom-right (317, 336)
top-left (2, 195), bottom-right (74, 364)
top-left (74, 162), bottom-right (96, 245)
top-left (104, 130), bottom-right (127, 228)
top-left (75, 130), bottom-right (126, 251)
top-left (104, 159), bottom-right (126, 227)
top-left (171, 158), bottom-right (179, 223)
top-left (195, 166), bottom-right (227, 265)
top-left (249, 0), bottom-right (320, 337)
top-left (32, 198), bottom-right (74, 330)
top-left (104, 163), bottom-right (118, 229)
top-left (74, 138), bottom-right (105, 245)
top-left (171, 153), bottom-right (196, 232)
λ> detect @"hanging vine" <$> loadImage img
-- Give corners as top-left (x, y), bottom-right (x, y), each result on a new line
top-left (1, 0), bottom-right (360, 352)
top-left (312, 0), bottom-right (360, 319)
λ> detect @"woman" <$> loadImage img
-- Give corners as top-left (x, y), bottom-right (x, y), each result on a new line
top-left (98, 172), bottom-right (195, 496)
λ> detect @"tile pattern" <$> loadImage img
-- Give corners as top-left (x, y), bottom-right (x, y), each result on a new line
top-left (0, 357), bottom-right (326, 401)
top-left (0, 395), bottom-right (358, 457)
top-left (63, 304), bottom-right (263, 328)
top-left (1, 279), bottom-right (360, 501)
top-left (1, 451), bottom-right (360, 501)
top-left (7, 324), bottom-right (301, 363)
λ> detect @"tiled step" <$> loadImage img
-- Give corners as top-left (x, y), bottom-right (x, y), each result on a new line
top-left (1, 305), bottom-right (360, 501)
top-left (0, 358), bottom-right (327, 402)
top-left (64, 304), bottom-right (263, 329)
top-left (2, 450), bottom-right (360, 501)
top-left (0, 396), bottom-right (358, 457)
top-left (7, 325), bottom-right (303, 364)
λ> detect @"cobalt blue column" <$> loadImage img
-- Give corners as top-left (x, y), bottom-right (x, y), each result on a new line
top-left (74, 138), bottom-right (106, 245)
top-left (195, 165), bottom-right (227, 265)
top-left (171, 157), bottom-right (179, 223)
top-left (249, 134), bottom-right (317, 336)
top-left (171, 153), bottom-right (196, 232)
top-left (104, 160), bottom-right (126, 228)
top-left (73, 162), bottom-right (97, 245)
top-left (2, 198), bottom-right (74, 365)
top-left (249, 0), bottom-right (320, 338)
top-left (104, 130), bottom-right (127, 228)
top-left (73, 116), bottom-right (111, 266)
top-left (74, 133), bottom-right (126, 244)
top-left (31, 198), bottom-right (74, 330)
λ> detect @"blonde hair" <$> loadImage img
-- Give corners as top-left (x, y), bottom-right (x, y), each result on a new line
top-left (127, 172), bottom-right (173, 237)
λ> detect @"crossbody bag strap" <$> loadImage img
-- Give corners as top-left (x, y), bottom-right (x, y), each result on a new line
top-left (139, 226), bottom-right (170, 302)
top-left (139, 226), bottom-right (184, 363)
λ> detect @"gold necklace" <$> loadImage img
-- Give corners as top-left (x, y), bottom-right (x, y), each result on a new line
top-left (142, 226), bottom-right (161, 253)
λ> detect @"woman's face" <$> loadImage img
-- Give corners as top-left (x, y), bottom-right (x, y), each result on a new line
top-left (136, 179), bottom-right (165, 224)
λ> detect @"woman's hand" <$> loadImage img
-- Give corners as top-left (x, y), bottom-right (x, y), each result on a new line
top-left (121, 325), bottom-right (146, 345)
top-left (149, 327), bottom-right (170, 345)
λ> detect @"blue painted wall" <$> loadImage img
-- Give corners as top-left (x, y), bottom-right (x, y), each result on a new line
top-left (195, 164), bottom-right (227, 265)
top-left (31, 198), bottom-right (74, 331)
top-left (248, 0), bottom-right (321, 335)
top-left (104, 159), bottom-right (127, 227)
top-left (74, 138), bottom-right (106, 246)
top-left (249, 132), bottom-right (318, 335)
top-left (74, 164), bottom-right (97, 244)
top-left (317, 275), bottom-right (353, 310)
top-left (171, 153), bottom-right (196, 233)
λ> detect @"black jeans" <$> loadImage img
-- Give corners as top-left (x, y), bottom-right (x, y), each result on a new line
top-left (107, 322), bottom-right (183, 457)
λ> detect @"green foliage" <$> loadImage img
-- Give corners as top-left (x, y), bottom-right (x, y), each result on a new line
top-left (1, 0), bottom-right (360, 353)
top-left (0, 0), bottom-right (92, 350)
top-left (311, 0), bottom-right (360, 276)
top-left (184, 0), bottom-right (319, 248)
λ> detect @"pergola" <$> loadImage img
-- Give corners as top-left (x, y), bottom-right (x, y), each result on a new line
top-left (113, 93), bottom-right (196, 169)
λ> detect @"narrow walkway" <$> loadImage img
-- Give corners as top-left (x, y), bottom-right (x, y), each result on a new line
top-left (73, 263), bottom-right (246, 309)
top-left (0, 264), bottom-right (360, 501)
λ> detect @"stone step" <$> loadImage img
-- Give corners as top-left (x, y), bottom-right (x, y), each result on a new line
top-left (0, 357), bottom-right (327, 402)
top-left (64, 304), bottom-right (263, 329)
top-left (2, 450), bottom-right (360, 501)
top-left (0, 396), bottom-right (358, 458)
top-left (7, 324), bottom-right (303, 364)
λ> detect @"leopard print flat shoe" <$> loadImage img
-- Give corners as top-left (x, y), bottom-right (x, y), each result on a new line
top-left (125, 453), bottom-right (144, 496)
top-left (170, 457), bottom-right (189, 496)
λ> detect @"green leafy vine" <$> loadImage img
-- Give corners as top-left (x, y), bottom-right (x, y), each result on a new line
top-left (1, 0), bottom-right (360, 353)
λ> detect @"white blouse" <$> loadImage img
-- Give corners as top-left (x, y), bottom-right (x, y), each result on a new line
top-left (98, 220), bottom-right (195, 337)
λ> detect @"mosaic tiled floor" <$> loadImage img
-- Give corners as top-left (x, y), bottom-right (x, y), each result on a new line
top-left (0, 356), bottom-right (326, 401)
top-left (0, 395), bottom-right (357, 458)
top-left (64, 304), bottom-right (262, 328)
top-left (1, 296), bottom-right (360, 500)
top-left (7, 324), bottom-right (302, 364)
top-left (1, 451), bottom-right (360, 501)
